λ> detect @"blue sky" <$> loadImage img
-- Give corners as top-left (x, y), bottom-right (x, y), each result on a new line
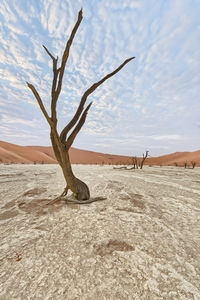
top-left (0, 0), bottom-right (199, 156)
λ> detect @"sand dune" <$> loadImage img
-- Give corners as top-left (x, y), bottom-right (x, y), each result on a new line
top-left (0, 140), bottom-right (199, 166)
top-left (147, 150), bottom-right (200, 167)
top-left (0, 141), bottom-right (132, 165)
top-left (0, 141), bottom-right (56, 164)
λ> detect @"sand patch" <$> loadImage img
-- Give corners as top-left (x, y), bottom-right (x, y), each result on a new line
top-left (18, 198), bottom-right (80, 216)
top-left (0, 209), bottom-right (18, 221)
top-left (23, 188), bottom-right (46, 197)
top-left (93, 239), bottom-right (135, 256)
top-left (18, 198), bottom-right (61, 215)
top-left (2, 200), bottom-right (16, 209)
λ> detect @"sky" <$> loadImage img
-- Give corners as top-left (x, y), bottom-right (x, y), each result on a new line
top-left (0, 0), bottom-right (199, 156)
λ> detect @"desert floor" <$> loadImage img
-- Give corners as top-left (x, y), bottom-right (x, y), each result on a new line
top-left (0, 164), bottom-right (200, 299)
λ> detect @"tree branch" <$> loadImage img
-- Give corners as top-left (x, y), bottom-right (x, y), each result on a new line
top-left (43, 45), bottom-right (60, 124)
top-left (60, 56), bottom-right (135, 142)
top-left (54, 9), bottom-right (83, 103)
top-left (26, 82), bottom-right (52, 126)
top-left (140, 150), bottom-right (149, 169)
top-left (65, 102), bottom-right (92, 149)
top-left (43, 45), bottom-right (56, 61)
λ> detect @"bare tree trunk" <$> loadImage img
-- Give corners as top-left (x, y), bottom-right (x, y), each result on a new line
top-left (131, 156), bottom-right (138, 169)
top-left (140, 151), bottom-right (149, 169)
top-left (50, 129), bottom-right (90, 200)
top-left (26, 9), bottom-right (134, 203)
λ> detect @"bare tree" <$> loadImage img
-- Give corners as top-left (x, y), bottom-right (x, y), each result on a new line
top-left (184, 162), bottom-right (187, 169)
top-left (123, 152), bottom-right (149, 170)
top-left (140, 150), bottom-right (149, 169)
top-left (191, 161), bottom-right (196, 169)
top-left (26, 9), bottom-right (134, 204)
top-left (132, 156), bottom-right (138, 169)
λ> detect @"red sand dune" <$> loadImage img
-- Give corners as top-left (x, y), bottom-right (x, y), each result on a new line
top-left (0, 140), bottom-right (199, 167)
top-left (147, 151), bottom-right (200, 167)
top-left (0, 141), bottom-right (132, 165)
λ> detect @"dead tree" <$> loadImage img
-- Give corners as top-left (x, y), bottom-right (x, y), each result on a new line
top-left (140, 150), bottom-right (149, 169)
top-left (191, 161), bottom-right (196, 169)
top-left (26, 9), bottom-right (134, 203)
top-left (132, 156), bottom-right (138, 169)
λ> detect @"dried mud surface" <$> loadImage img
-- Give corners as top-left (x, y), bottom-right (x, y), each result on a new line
top-left (0, 164), bottom-right (200, 299)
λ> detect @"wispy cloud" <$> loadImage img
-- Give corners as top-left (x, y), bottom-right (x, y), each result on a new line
top-left (0, 0), bottom-right (199, 155)
top-left (149, 135), bottom-right (184, 141)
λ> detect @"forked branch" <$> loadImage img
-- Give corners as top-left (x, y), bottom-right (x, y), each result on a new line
top-left (140, 150), bottom-right (149, 169)
top-left (55, 9), bottom-right (83, 103)
top-left (65, 102), bottom-right (92, 149)
top-left (60, 56), bottom-right (135, 142)
top-left (42, 9), bottom-right (82, 124)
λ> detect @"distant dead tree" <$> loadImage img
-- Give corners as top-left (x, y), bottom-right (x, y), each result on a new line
top-left (128, 151), bottom-right (149, 170)
top-left (26, 9), bottom-right (134, 204)
top-left (140, 150), bottom-right (149, 169)
top-left (174, 162), bottom-right (178, 167)
top-left (184, 162), bottom-right (187, 169)
top-left (191, 161), bottom-right (196, 169)
top-left (132, 156), bottom-right (138, 169)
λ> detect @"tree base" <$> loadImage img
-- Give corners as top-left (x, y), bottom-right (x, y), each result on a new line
top-left (46, 186), bottom-right (68, 205)
top-left (46, 186), bottom-right (106, 205)
top-left (60, 196), bottom-right (107, 204)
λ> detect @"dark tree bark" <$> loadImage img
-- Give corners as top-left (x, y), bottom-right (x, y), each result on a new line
top-left (132, 156), bottom-right (138, 169)
top-left (26, 9), bottom-right (134, 203)
top-left (140, 151), bottom-right (149, 169)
